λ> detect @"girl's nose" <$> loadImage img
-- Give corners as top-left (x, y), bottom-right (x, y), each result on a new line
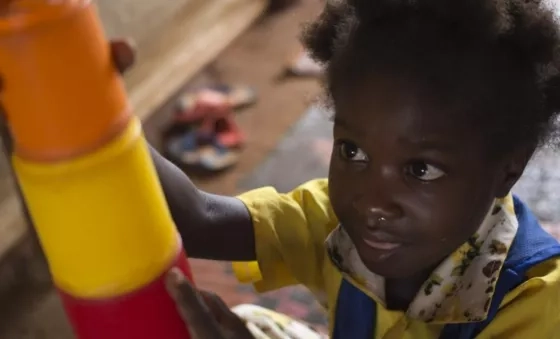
top-left (351, 162), bottom-right (403, 221)
top-left (352, 194), bottom-right (401, 223)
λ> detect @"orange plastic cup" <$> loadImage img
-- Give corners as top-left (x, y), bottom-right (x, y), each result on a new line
top-left (0, 0), bottom-right (129, 161)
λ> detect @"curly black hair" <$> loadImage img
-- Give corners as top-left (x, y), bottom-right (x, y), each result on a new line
top-left (302, 0), bottom-right (560, 156)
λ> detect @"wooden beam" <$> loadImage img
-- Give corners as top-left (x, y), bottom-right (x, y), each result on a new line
top-left (126, 0), bottom-right (267, 122)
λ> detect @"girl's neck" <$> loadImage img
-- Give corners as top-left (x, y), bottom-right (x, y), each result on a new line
top-left (385, 268), bottom-right (433, 311)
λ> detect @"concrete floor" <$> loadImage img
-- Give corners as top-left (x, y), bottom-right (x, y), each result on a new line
top-left (0, 2), bottom-right (322, 338)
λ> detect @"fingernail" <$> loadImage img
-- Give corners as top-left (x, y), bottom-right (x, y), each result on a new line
top-left (166, 268), bottom-right (185, 286)
top-left (170, 267), bottom-right (183, 279)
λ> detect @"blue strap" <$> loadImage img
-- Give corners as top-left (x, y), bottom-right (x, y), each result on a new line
top-left (333, 279), bottom-right (377, 339)
top-left (332, 196), bottom-right (560, 339)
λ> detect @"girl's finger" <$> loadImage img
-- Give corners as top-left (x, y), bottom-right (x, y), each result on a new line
top-left (165, 268), bottom-right (223, 339)
top-left (199, 290), bottom-right (253, 335)
top-left (200, 291), bottom-right (241, 325)
top-left (109, 38), bottom-right (136, 74)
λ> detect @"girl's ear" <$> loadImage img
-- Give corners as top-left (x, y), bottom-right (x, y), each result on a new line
top-left (495, 146), bottom-right (534, 198)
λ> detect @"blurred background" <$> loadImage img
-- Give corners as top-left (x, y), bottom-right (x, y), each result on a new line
top-left (0, 0), bottom-right (558, 337)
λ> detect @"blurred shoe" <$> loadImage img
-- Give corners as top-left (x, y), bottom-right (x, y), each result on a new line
top-left (166, 130), bottom-right (200, 166)
top-left (198, 143), bottom-right (241, 171)
top-left (166, 130), bottom-right (241, 171)
top-left (176, 84), bottom-right (257, 119)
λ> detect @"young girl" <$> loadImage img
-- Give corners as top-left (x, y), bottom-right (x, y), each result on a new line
top-left (156, 0), bottom-right (560, 337)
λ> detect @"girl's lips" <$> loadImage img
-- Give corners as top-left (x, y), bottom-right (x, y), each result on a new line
top-left (362, 230), bottom-right (407, 250)
top-left (363, 237), bottom-right (402, 250)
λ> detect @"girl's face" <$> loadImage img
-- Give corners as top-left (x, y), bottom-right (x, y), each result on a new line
top-left (328, 78), bottom-right (519, 279)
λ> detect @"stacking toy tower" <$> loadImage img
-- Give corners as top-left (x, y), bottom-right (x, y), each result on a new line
top-left (0, 1), bottom-right (193, 338)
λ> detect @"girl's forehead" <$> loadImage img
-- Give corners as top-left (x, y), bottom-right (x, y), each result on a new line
top-left (334, 82), bottom-right (472, 136)
top-left (337, 112), bottom-right (470, 149)
top-left (332, 86), bottom-right (490, 158)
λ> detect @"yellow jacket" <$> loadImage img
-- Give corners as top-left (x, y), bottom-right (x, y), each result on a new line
top-left (233, 179), bottom-right (560, 338)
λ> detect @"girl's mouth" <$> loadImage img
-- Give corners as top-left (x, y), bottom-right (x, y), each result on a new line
top-left (343, 224), bottom-right (410, 260)
top-left (363, 237), bottom-right (402, 250)
top-left (361, 230), bottom-right (408, 255)
top-left (358, 237), bottom-right (403, 264)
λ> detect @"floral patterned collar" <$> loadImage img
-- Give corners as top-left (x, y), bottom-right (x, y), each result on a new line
top-left (325, 195), bottom-right (518, 324)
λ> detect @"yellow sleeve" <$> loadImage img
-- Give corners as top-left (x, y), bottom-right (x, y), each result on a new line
top-left (232, 179), bottom-right (338, 294)
top-left (477, 257), bottom-right (560, 338)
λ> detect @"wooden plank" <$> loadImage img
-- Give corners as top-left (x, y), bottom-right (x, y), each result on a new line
top-left (126, 0), bottom-right (267, 122)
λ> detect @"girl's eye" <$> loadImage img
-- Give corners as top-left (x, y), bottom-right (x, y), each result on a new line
top-left (407, 161), bottom-right (445, 181)
top-left (338, 140), bottom-right (368, 162)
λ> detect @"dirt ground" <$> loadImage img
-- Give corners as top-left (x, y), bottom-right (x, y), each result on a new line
top-left (0, 1), bottom-right (323, 338)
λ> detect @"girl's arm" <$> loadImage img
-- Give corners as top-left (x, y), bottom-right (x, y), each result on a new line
top-left (150, 146), bottom-right (256, 261)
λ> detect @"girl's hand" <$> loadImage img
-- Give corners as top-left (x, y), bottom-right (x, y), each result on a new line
top-left (0, 38), bottom-right (134, 96)
top-left (165, 268), bottom-right (255, 339)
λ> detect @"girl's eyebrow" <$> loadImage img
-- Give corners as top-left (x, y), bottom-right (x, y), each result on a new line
top-left (397, 136), bottom-right (457, 152)
top-left (332, 116), bottom-right (345, 125)
top-left (333, 116), bottom-right (353, 130)
top-left (332, 116), bottom-right (367, 137)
